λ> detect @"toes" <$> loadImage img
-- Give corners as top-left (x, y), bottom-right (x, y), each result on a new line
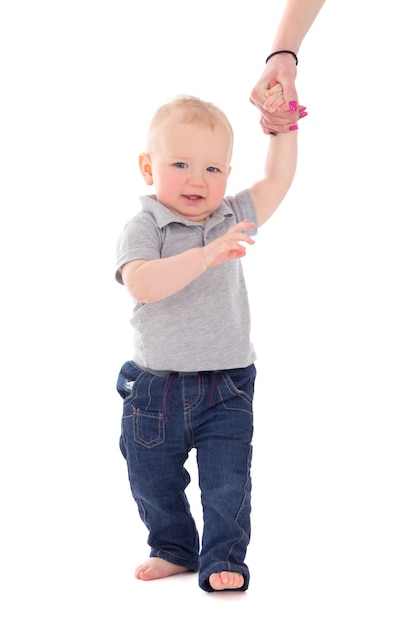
top-left (209, 571), bottom-right (244, 590)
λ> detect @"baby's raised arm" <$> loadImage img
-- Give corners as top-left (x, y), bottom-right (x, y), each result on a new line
top-left (249, 82), bottom-right (299, 227)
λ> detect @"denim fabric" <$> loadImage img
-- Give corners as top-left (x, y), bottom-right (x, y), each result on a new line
top-left (117, 361), bottom-right (256, 592)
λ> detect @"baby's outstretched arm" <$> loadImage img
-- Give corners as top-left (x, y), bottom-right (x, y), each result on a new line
top-left (121, 221), bottom-right (255, 304)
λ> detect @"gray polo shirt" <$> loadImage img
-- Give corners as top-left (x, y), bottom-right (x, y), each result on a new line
top-left (115, 189), bottom-right (258, 371)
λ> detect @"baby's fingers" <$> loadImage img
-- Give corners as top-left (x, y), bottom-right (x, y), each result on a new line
top-left (231, 219), bottom-right (255, 234)
top-left (263, 92), bottom-right (286, 113)
top-left (263, 81), bottom-right (285, 113)
top-left (265, 80), bottom-right (281, 94)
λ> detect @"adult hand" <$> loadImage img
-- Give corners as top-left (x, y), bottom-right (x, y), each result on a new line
top-left (250, 53), bottom-right (301, 134)
top-left (258, 81), bottom-right (307, 134)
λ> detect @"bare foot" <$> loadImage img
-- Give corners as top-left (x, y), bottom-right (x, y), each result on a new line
top-left (134, 557), bottom-right (190, 581)
top-left (209, 571), bottom-right (245, 591)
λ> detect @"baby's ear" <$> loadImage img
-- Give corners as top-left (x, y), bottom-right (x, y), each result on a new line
top-left (139, 153), bottom-right (153, 185)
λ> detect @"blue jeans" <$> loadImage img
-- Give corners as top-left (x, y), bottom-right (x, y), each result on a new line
top-left (117, 361), bottom-right (256, 592)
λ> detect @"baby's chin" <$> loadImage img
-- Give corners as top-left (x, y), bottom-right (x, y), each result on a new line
top-left (168, 200), bottom-right (215, 223)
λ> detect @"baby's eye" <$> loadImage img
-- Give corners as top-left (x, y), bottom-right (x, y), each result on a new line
top-left (207, 166), bottom-right (220, 173)
top-left (173, 162), bottom-right (188, 169)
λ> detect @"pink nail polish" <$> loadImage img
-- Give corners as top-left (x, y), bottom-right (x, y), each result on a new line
top-left (289, 101), bottom-right (298, 112)
top-left (299, 106), bottom-right (307, 112)
top-left (289, 124), bottom-right (298, 131)
top-left (299, 111), bottom-right (308, 119)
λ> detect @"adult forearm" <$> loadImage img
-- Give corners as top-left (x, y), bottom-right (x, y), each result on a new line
top-left (270, 0), bottom-right (326, 52)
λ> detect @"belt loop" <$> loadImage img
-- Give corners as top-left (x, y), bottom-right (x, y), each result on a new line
top-left (162, 374), bottom-right (174, 421)
top-left (208, 372), bottom-right (217, 407)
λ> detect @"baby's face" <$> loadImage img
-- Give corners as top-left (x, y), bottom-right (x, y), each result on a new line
top-left (142, 118), bottom-right (232, 223)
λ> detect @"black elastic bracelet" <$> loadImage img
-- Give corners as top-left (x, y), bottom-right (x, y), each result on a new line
top-left (265, 50), bottom-right (298, 66)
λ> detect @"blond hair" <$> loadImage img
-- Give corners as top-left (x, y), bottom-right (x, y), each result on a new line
top-left (147, 94), bottom-right (234, 152)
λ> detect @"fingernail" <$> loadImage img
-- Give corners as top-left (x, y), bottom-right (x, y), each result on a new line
top-left (289, 124), bottom-right (298, 131)
top-left (299, 106), bottom-right (307, 112)
top-left (289, 101), bottom-right (298, 111)
top-left (299, 111), bottom-right (308, 119)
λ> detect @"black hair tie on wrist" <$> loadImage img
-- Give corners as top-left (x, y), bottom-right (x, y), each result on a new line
top-left (265, 50), bottom-right (298, 65)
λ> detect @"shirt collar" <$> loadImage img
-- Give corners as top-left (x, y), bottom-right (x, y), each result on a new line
top-left (139, 195), bottom-right (233, 230)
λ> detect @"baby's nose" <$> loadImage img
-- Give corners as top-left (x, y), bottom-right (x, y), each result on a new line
top-left (187, 170), bottom-right (206, 185)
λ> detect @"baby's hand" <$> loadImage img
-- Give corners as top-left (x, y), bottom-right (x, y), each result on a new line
top-left (261, 80), bottom-right (307, 134)
top-left (263, 80), bottom-right (285, 113)
top-left (203, 220), bottom-right (255, 268)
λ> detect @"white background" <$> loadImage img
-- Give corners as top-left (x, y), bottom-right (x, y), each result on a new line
top-left (1, 1), bottom-right (416, 624)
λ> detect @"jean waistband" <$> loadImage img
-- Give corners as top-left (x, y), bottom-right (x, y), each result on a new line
top-left (139, 366), bottom-right (219, 378)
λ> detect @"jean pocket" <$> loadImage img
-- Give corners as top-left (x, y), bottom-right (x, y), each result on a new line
top-left (132, 410), bottom-right (165, 448)
top-left (121, 368), bottom-right (167, 448)
top-left (220, 367), bottom-right (256, 410)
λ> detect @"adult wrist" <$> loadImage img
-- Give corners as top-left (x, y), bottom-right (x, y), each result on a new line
top-left (265, 50), bottom-right (298, 65)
